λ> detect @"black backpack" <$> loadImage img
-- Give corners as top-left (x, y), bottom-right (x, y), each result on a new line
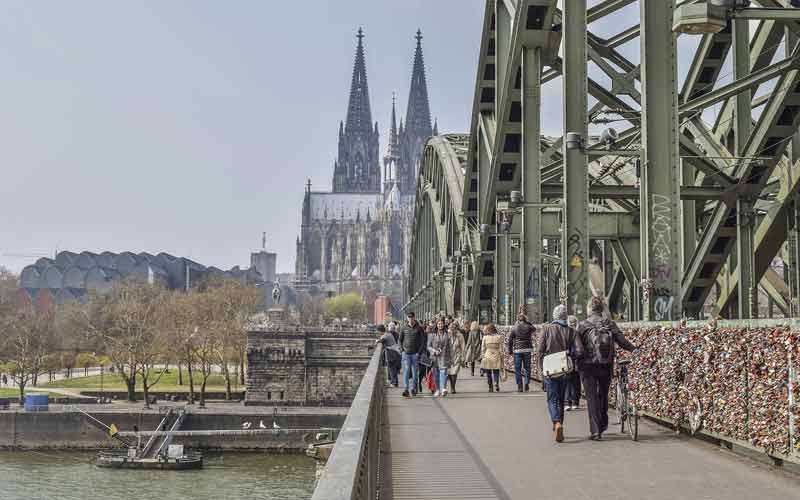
top-left (586, 323), bottom-right (614, 364)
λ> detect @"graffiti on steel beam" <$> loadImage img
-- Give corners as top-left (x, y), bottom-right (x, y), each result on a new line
top-left (566, 228), bottom-right (587, 316)
top-left (651, 194), bottom-right (674, 321)
top-left (526, 267), bottom-right (540, 301)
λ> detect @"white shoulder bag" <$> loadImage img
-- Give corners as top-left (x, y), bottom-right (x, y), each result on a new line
top-left (542, 351), bottom-right (574, 379)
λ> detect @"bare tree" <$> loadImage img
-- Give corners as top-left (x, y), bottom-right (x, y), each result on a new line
top-left (296, 291), bottom-right (326, 326)
top-left (79, 280), bottom-right (166, 402)
top-left (160, 292), bottom-right (199, 403)
top-left (203, 278), bottom-right (259, 400)
top-left (0, 308), bottom-right (55, 403)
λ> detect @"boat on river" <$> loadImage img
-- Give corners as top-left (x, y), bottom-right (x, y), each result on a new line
top-left (67, 405), bottom-right (204, 471)
top-left (96, 450), bottom-right (203, 470)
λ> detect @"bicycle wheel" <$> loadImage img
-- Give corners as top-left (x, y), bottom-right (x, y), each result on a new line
top-left (628, 406), bottom-right (639, 441)
top-left (616, 384), bottom-right (627, 432)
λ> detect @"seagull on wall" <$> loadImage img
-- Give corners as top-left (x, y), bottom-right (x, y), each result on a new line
top-left (242, 421), bottom-right (252, 430)
top-left (259, 420), bottom-right (267, 429)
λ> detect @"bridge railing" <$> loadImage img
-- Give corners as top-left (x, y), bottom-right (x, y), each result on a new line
top-left (499, 319), bottom-right (800, 464)
top-left (311, 345), bottom-right (384, 500)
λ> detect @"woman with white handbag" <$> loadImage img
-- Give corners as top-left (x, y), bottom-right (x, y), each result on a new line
top-left (538, 304), bottom-right (584, 442)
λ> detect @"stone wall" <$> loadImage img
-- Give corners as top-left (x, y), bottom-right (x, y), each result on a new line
top-left (245, 327), bottom-right (376, 406)
top-left (0, 410), bottom-right (345, 451)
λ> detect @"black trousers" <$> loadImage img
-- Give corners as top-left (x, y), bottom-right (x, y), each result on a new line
top-left (565, 371), bottom-right (582, 405)
top-left (581, 364), bottom-right (612, 435)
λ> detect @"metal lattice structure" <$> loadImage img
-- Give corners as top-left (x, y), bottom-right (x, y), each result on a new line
top-left (405, 0), bottom-right (800, 324)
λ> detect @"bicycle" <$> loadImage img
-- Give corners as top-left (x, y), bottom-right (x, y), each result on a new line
top-left (615, 359), bottom-right (639, 441)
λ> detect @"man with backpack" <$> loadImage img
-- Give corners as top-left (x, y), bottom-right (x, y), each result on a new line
top-left (577, 296), bottom-right (637, 441)
top-left (538, 304), bottom-right (583, 442)
top-left (508, 308), bottom-right (535, 392)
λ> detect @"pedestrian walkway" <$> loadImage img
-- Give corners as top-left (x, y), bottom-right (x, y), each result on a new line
top-left (381, 372), bottom-right (800, 500)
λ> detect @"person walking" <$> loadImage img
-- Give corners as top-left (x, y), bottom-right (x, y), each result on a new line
top-left (463, 321), bottom-right (482, 376)
top-left (427, 319), bottom-right (452, 396)
top-left (507, 310), bottom-right (535, 392)
top-left (447, 322), bottom-right (466, 394)
top-left (480, 323), bottom-right (504, 393)
top-left (399, 312), bottom-right (426, 398)
top-left (538, 305), bottom-right (584, 442)
top-left (376, 325), bottom-right (401, 387)
top-left (418, 323), bottom-right (432, 394)
top-left (577, 296), bottom-right (637, 440)
top-left (388, 322), bottom-right (400, 343)
top-left (565, 315), bottom-right (582, 410)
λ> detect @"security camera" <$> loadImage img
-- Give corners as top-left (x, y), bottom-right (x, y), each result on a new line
top-left (600, 128), bottom-right (618, 148)
top-left (509, 190), bottom-right (523, 207)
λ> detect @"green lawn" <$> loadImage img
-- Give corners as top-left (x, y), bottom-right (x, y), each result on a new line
top-left (0, 388), bottom-right (67, 399)
top-left (38, 369), bottom-right (235, 393)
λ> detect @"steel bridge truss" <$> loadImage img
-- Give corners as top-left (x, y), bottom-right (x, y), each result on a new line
top-left (406, 0), bottom-right (800, 324)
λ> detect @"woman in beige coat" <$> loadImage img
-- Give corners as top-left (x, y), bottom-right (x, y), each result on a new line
top-left (447, 322), bottom-right (466, 394)
top-left (481, 323), bottom-right (504, 392)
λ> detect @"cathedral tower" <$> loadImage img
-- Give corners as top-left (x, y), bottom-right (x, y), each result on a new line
top-left (332, 28), bottom-right (381, 193)
top-left (398, 29), bottom-right (434, 196)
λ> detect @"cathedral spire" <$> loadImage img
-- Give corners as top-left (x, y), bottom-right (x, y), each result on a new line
top-left (433, 117), bottom-right (439, 136)
top-left (390, 92), bottom-right (398, 143)
top-left (333, 27), bottom-right (381, 194)
top-left (405, 29), bottom-right (433, 138)
top-left (345, 27), bottom-right (373, 134)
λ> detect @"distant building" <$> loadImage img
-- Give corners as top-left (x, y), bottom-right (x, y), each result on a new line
top-left (294, 29), bottom-right (435, 314)
top-left (18, 250), bottom-right (261, 312)
top-left (250, 250), bottom-right (277, 284)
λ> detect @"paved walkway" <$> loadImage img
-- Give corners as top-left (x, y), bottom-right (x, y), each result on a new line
top-left (381, 371), bottom-right (799, 500)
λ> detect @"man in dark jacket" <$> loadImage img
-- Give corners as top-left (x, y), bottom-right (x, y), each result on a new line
top-left (399, 312), bottom-right (426, 398)
top-left (577, 296), bottom-right (637, 441)
top-left (507, 311), bottom-right (535, 392)
top-left (538, 304), bottom-right (584, 442)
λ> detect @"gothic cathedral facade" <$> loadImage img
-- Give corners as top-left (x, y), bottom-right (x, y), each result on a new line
top-left (295, 29), bottom-right (435, 314)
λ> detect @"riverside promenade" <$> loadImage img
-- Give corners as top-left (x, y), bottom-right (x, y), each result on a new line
top-left (380, 373), bottom-right (800, 500)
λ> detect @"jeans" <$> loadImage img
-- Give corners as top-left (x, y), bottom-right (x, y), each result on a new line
top-left (402, 352), bottom-right (419, 393)
top-left (433, 368), bottom-right (448, 392)
top-left (486, 369), bottom-right (500, 385)
top-left (513, 352), bottom-right (532, 386)
top-left (581, 364), bottom-right (613, 435)
top-left (544, 376), bottom-right (568, 423)
top-left (565, 371), bottom-right (581, 405)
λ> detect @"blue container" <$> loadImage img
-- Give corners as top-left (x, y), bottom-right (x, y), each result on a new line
top-left (24, 393), bottom-right (49, 412)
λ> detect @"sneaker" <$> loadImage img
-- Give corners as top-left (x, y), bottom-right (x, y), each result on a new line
top-left (554, 422), bottom-right (564, 443)
top-left (565, 405), bottom-right (573, 411)
top-left (442, 389), bottom-right (448, 397)
top-left (402, 390), bottom-right (410, 398)
top-left (433, 390), bottom-right (440, 397)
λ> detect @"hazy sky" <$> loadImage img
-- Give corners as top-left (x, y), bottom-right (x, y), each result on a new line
top-left (0, 0), bottom-right (750, 274)
top-left (0, 1), bottom-right (484, 273)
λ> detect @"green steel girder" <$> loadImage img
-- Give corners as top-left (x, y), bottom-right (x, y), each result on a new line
top-left (681, 43), bottom-right (800, 314)
top-left (681, 28), bottom-right (732, 104)
top-left (680, 50), bottom-right (800, 116)
top-left (714, 155), bottom-right (800, 314)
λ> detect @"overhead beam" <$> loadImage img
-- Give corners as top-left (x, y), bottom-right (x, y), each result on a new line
top-left (639, 0), bottom-right (682, 321)
top-left (561, 0), bottom-right (591, 318)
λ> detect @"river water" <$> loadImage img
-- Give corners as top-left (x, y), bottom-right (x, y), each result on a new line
top-left (0, 451), bottom-right (316, 500)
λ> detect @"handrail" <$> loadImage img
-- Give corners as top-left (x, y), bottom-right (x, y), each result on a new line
top-left (311, 345), bottom-right (384, 500)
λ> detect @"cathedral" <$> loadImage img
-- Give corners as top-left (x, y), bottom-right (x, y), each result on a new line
top-left (294, 28), bottom-right (435, 313)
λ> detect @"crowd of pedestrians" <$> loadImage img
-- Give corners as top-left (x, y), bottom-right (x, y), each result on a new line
top-left (376, 296), bottom-right (637, 443)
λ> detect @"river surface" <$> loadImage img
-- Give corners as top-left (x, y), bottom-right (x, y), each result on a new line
top-left (0, 451), bottom-right (316, 500)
